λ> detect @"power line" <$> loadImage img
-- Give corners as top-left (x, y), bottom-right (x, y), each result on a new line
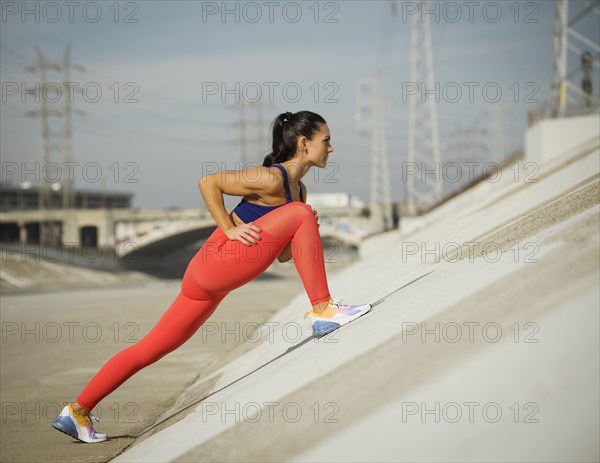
top-left (76, 119), bottom-right (233, 147)
top-left (82, 65), bottom-right (234, 109)
top-left (0, 46), bottom-right (33, 66)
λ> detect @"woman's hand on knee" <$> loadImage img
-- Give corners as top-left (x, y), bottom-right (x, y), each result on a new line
top-left (312, 208), bottom-right (319, 228)
top-left (225, 223), bottom-right (262, 247)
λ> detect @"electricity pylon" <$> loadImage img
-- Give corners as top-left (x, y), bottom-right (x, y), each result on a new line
top-left (25, 45), bottom-right (84, 245)
top-left (356, 76), bottom-right (394, 232)
top-left (551, 0), bottom-right (600, 117)
top-left (405, 0), bottom-right (442, 215)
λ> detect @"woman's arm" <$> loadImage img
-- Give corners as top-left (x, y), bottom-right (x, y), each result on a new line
top-left (198, 175), bottom-right (236, 234)
top-left (199, 166), bottom-right (275, 236)
top-left (277, 243), bottom-right (293, 263)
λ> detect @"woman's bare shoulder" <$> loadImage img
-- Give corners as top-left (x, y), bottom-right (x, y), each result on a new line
top-left (259, 165), bottom-right (286, 195)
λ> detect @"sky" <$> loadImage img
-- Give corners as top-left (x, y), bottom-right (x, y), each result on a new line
top-left (1, 1), bottom-right (598, 210)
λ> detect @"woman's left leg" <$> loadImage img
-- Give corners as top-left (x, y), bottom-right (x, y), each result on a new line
top-left (183, 202), bottom-right (331, 305)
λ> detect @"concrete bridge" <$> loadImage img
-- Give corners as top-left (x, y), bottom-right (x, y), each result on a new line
top-left (0, 205), bottom-right (370, 261)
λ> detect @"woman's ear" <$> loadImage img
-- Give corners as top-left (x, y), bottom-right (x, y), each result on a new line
top-left (297, 135), bottom-right (308, 154)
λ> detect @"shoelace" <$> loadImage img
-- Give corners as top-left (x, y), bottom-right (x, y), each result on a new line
top-left (86, 413), bottom-right (104, 439)
top-left (61, 401), bottom-right (100, 425)
top-left (328, 295), bottom-right (347, 308)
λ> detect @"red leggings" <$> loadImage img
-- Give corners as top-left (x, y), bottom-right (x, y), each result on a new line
top-left (76, 202), bottom-right (330, 411)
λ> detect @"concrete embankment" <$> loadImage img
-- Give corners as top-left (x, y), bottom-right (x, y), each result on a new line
top-left (111, 136), bottom-right (599, 462)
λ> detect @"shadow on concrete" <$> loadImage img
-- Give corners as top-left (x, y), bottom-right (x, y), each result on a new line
top-left (371, 270), bottom-right (435, 308)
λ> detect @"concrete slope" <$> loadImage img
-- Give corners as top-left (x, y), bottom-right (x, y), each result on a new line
top-left (112, 137), bottom-right (599, 463)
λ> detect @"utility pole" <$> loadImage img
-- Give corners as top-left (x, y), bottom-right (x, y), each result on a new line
top-left (356, 76), bottom-right (394, 232)
top-left (551, 0), bottom-right (600, 117)
top-left (256, 101), bottom-right (265, 163)
top-left (406, 0), bottom-right (442, 215)
top-left (237, 101), bottom-right (248, 164)
top-left (235, 100), bottom-right (270, 166)
top-left (25, 45), bottom-right (84, 246)
top-left (486, 103), bottom-right (505, 165)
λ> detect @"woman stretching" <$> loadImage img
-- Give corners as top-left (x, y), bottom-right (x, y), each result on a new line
top-left (51, 111), bottom-right (372, 443)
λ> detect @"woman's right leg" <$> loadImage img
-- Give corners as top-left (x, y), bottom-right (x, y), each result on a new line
top-left (71, 226), bottom-right (232, 414)
top-left (52, 288), bottom-right (226, 442)
top-left (75, 291), bottom-right (227, 412)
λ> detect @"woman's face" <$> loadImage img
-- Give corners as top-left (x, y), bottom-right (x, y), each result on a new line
top-left (305, 123), bottom-right (334, 168)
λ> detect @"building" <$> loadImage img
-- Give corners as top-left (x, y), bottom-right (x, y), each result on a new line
top-left (0, 182), bottom-right (133, 212)
top-left (305, 192), bottom-right (365, 209)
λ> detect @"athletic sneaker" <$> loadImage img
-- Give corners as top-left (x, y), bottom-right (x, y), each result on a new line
top-left (304, 295), bottom-right (372, 338)
top-left (51, 402), bottom-right (107, 443)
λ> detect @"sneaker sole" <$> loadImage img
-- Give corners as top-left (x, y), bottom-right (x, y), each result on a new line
top-left (51, 417), bottom-right (79, 441)
top-left (311, 304), bottom-right (372, 338)
top-left (51, 416), bottom-right (107, 443)
top-left (312, 320), bottom-right (341, 338)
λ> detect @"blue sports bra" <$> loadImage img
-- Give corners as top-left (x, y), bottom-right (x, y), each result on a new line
top-left (232, 164), bottom-right (302, 223)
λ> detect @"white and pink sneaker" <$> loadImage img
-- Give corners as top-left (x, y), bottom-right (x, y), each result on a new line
top-left (51, 402), bottom-right (107, 443)
top-left (304, 295), bottom-right (372, 338)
